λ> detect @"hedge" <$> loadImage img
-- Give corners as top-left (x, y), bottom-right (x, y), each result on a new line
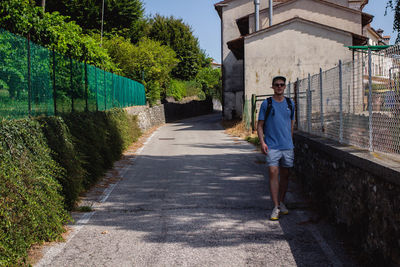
top-left (0, 109), bottom-right (141, 265)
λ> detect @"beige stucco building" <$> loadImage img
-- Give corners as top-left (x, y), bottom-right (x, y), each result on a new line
top-left (215, 0), bottom-right (372, 119)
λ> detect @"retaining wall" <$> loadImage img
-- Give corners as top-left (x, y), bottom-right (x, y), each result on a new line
top-left (294, 132), bottom-right (400, 265)
top-left (125, 98), bottom-right (214, 131)
top-left (125, 105), bottom-right (165, 132)
top-left (163, 97), bottom-right (214, 123)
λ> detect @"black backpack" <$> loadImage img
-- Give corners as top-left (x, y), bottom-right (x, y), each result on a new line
top-left (265, 97), bottom-right (294, 121)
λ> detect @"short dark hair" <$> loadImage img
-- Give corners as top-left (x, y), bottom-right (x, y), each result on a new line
top-left (272, 76), bottom-right (286, 85)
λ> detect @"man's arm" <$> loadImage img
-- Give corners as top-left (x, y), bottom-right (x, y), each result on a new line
top-left (257, 120), bottom-right (268, 154)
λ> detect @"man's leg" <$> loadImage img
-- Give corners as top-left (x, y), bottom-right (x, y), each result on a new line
top-left (279, 167), bottom-right (289, 203)
top-left (268, 166), bottom-right (280, 208)
top-left (278, 149), bottom-right (294, 215)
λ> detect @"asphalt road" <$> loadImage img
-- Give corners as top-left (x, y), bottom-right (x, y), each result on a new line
top-left (36, 113), bottom-right (357, 267)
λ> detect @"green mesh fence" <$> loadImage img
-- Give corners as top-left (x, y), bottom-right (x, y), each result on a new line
top-left (0, 28), bottom-right (146, 119)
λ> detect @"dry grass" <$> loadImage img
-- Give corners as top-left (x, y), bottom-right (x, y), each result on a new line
top-left (221, 119), bottom-right (251, 138)
top-left (221, 119), bottom-right (260, 146)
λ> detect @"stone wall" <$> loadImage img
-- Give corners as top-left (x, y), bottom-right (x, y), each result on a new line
top-left (163, 98), bottom-right (214, 123)
top-left (294, 132), bottom-right (400, 265)
top-left (124, 98), bottom-right (214, 131)
top-left (124, 105), bottom-right (165, 132)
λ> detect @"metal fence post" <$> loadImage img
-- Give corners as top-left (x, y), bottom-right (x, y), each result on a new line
top-left (52, 49), bottom-right (57, 115)
top-left (70, 57), bottom-right (74, 112)
top-left (368, 48), bottom-right (373, 151)
top-left (348, 84), bottom-right (351, 113)
top-left (103, 69), bottom-right (106, 110)
top-left (307, 74), bottom-right (311, 133)
top-left (251, 94), bottom-right (256, 131)
top-left (319, 68), bottom-right (324, 132)
top-left (27, 34), bottom-right (32, 116)
top-left (296, 78), bottom-right (300, 129)
top-left (95, 67), bottom-right (98, 112)
top-left (111, 72), bottom-right (114, 108)
top-left (339, 60), bottom-right (343, 143)
top-left (84, 62), bottom-right (88, 112)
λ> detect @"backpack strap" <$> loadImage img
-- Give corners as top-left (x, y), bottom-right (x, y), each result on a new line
top-left (265, 97), bottom-right (294, 121)
top-left (265, 97), bottom-right (273, 121)
top-left (285, 97), bottom-right (294, 119)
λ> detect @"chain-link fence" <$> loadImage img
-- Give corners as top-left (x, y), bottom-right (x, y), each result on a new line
top-left (0, 28), bottom-right (146, 119)
top-left (295, 44), bottom-right (400, 155)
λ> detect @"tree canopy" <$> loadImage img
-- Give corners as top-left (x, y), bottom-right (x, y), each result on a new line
top-left (0, 0), bottom-right (116, 70)
top-left (39, 0), bottom-right (144, 34)
top-left (386, 0), bottom-right (400, 42)
top-left (148, 15), bottom-right (209, 80)
top-left (103, 36), bottom-right (179, 104)
top-left (1, 0), bottom-right (221, 104)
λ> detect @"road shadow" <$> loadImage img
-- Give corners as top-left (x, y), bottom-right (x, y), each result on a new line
top-left (72, 113), bottom-right (359, 266)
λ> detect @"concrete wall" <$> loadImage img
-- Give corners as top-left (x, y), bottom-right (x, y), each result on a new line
top-left (220, 0), bottom-right (269, 119)
top-left (249, 0), bottom-right (362, 35)
top-left (244, 19), bottom-right (353, 100)
top-left (294, 131), bottom-right (400, 265)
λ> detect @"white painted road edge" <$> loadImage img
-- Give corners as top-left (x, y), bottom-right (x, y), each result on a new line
top-left (36, 129), bottom-right (159, 267)
top-left (307, 223), bottom-right (343, 267)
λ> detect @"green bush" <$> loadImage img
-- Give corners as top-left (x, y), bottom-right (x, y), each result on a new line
top-left (63, 112), bottom-right (113, 187)
top-left (196, 67), bottom-right (222, 101)
top-left (184, 80), bottom-right (205, 100)
top-left (35, 116), bottom-right (85, 210)
top-left (62, 109), bottom-right (141, 189)
top-left (105, 109), bottom-right (141, 152)
top-left (0, 109), bottom-right (141, 265)
top-left (167, 79), bottom-right (206, 101)
top-left (168, 79), bottom-right (187, 101)
top-left (0, 119), bottom-right (69, 266)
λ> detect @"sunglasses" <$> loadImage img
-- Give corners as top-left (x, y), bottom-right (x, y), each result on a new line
top-left (273, 83), bottom-right (286, 87)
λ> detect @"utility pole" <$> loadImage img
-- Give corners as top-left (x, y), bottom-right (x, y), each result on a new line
top-left (41, 0), bottom-right (46, 12)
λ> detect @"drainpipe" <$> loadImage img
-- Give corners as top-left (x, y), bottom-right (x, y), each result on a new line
top-left (254, 0), bottom-right (260, 31)
top-left (269, 0), bottom-right (273, 26)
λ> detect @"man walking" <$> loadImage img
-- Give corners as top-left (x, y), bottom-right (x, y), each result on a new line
top-left (257, 76), bottom-right (295, 221)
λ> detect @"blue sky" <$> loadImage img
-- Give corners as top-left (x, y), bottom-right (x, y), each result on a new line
top-left (142, 0), bottom-right (396, 63)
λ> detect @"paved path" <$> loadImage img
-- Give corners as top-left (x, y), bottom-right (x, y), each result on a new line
top-left (37, 113), bottom-right (356, 267)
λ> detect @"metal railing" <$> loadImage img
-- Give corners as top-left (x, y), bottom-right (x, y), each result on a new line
top-left (250, 44), bottom-right (400, 155)
top-left (295, 45), bottom-right (400, 155)
top-left (0, 28), bottom-right (146, 119)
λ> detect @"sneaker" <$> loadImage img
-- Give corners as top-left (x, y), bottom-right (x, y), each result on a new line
top-left (279, 202), bottom-right (289, 215)
top-left (270, 206), bottom-right (280, 221)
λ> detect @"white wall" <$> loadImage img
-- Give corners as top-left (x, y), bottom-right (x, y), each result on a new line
top-left (220, 0), bottom-right (269, 119)
top-left (249, 0), bottom-right (361, 35)
top-left (244, 19), bottom-right (353, 101)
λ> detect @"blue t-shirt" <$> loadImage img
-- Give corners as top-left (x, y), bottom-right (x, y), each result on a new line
top-left (258, 97), bottom-right (295, 150)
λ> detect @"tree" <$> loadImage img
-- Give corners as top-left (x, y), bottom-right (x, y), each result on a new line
top-left (386, 0), bottom-right (400, 42)
top-left (0, 0), bottom-right (118, 105)
top-left (41, 0), bottom-right (144, 35)
top-left (103, 36), bottom-right (179, 104)
top-left (0, 0), bottom-right (35, 35)
top-left (196, 67), bottom-right (222, 101)
top-left (0, 0), bottom-right (116, 70)
top-left (148, 15), bottom-right (208, 80)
